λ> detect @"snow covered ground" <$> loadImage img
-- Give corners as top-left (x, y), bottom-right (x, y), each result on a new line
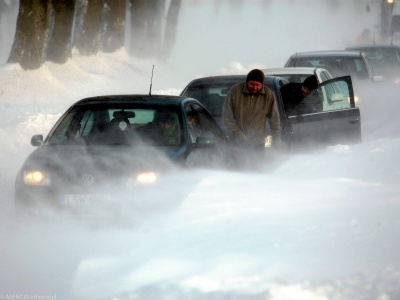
top-left (1, 1), bottom-right (400, 299)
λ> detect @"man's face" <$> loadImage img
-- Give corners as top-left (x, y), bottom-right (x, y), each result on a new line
top-left (246, 81), bottom-right (263, 94)
top-left (302, 85), bottom-right (311, 96)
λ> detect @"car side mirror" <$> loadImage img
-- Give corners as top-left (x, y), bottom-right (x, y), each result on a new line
top-left (31, 135), bottom-right (44, 147)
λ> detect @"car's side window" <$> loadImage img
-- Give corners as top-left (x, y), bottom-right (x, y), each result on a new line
top-left (304, 78), bottom-right (352, 113)
top-left (49, 110), bottom-right (96, 144)
top-left (108, 109), bottom-right (141, 125)
top-left (79, 111), bottom-right (95, 137)
top-left (353, 58), bottom-right (369, 79)
top-left (193, 104), bottom-right (222, 139)
top-left (185, 104), bottom-right (224, 168)
top-left (183, 84), bottom-right (231, 119)
top-left (296, 58), bottom-right (320, 68)
top-left (185, 105), bottom-right (203, 143)
top-left (320, 72), bottom-right (330, 82)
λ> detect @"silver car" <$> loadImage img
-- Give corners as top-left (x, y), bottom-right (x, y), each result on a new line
top-left (284, 50), bottom-right (382, 83)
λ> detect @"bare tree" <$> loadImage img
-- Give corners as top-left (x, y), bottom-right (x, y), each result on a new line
top-left (46, 0), bottom-right (76, 63)
top-left (7, 0), bottom-right (181, 69)
top-left (128, 0), bottom-right (165, 58)
top-left (128, 0), bottom-right (150, 57)
top-left (75, 0), bottom-right (104, 55)
top-left (128, 0), bottom-right (181, 60)
top-left (72, 0), bottom-right (87, 48)
top-left (8, 0), bottom-right (52, 70)
top-left (102, 0), bottom-right (126, 53)
top-left (160, 0), bottom-right (181, 61)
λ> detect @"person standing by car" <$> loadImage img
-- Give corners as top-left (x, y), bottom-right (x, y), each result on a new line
top-left (280, 75), bottom-right (319, 115)
top-left (222, 69), bottom-right (282, 167)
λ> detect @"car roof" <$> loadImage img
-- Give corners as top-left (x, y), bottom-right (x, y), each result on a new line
top-left (72, 95), bottom-right (192, 107)
top-left (183, 75), bottom-right (281, 86)
top-left (185, 75), bottom-right (245, 84)
top-left (290, 50), bottom-right (363, 58)
top-left (346, 44), bottom-right (400, 50)
top-left (262, 67), bottom-right (324, 75)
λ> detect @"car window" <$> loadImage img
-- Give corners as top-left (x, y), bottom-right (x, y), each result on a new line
top-left (185, 105), bottom-right (203, 143)
top-left (108, 108), bottom-right (154, 125)
top-left (274, 74), bottom-right (314, 84)
top-left (193, 104), bottom-right (222, 138)
top-left (294, 57), bottom-right (369, 79)
top-left (182, 83), bottom-right (232, 118)
top-left (185, 103), bottom-right (223, 143)
top-left (320, 71), bottom-right (330, 82)
top-left (271, 74), bottom-right (292, 82)
top-left (48, 107), bottom-right (182, 146)
top-left (361, 48), bottom-right (400, 73)
top-left (294, 58), bottom-right (323, 68)
top-left (294, 77), bottom-right (353, 114)
top-left (352, 59), bottom-right (369, 78)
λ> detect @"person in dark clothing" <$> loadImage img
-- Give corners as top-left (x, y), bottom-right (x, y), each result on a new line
top-left (222, 69), bottom-right (282, 169)
top-left (222, 69), bottom-right (281, 149)
top-left (280, 75), bottom-right (319, 116)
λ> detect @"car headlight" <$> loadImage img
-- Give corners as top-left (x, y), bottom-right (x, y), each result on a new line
top-left (354, 95), bottom-right (359, 106)
top-left (23, 170), bottom-right (51, 186)
top-left (136, 171), bottom-right (159, 184)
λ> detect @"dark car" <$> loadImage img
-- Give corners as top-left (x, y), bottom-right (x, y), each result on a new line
top-left (284, 50), bottom-right (382, 83)
top-left (15, 95), bottom-right (228, 218)
top-left (181, 75), bottom-right (361, 149)
top-left (345, 44), bottom-right (400, 82)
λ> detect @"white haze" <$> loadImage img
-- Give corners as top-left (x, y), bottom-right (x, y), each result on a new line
top-left (1, 0), bottom-right (400, 299)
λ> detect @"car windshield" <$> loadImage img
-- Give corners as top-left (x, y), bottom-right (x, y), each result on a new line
top-left (295, 57), bottom-right (369, 79)
top-left (48, 106), bottom-right (182, 146)
top-left (361, 48), bottom-right (400, 74)
top-left (290, 77), bottom-right (353, 116)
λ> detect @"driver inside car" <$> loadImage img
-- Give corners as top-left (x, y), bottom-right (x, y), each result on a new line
top-left (137, 110), bottom-right (180, 146)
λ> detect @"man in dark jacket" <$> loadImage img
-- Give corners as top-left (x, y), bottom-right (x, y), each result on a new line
top-left (280, 75), bottom-right (320, 115)
top-left (222, 69), bottom-right (282, 149)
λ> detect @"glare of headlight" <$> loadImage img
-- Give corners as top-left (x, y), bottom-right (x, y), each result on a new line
top-left (23, 171), bottom-right (51, 186)
top-left (136, 172), bottom-right (158, 184)
top-left (354, 95), bottom-right (359, 105)
top-left (388, 0), bottom-right (394, 4)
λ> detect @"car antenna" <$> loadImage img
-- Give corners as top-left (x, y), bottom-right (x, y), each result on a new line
top-left (149, 65), bottom-right (154, 96)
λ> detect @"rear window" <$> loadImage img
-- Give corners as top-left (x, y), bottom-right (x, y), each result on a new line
top-left (294, 57), bottom-right (369, 79)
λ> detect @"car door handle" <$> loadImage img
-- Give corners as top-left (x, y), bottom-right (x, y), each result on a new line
top-left (348, 118), bottom-right (359, 124)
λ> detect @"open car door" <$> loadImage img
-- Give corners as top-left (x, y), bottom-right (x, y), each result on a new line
top-left (287, 76), bottom-right (361, 147)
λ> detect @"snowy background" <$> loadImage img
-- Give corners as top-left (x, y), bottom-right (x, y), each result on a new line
top-left (1, 1), bottom-right (400, 299)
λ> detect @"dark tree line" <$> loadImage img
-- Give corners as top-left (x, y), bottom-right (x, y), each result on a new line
top-left (7, 0), bottom-right (181, 70)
